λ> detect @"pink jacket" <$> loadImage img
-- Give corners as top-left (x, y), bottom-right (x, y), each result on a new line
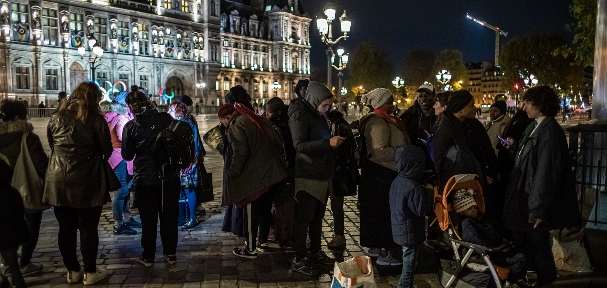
top-left (105, 112), bottom-right (134, 174)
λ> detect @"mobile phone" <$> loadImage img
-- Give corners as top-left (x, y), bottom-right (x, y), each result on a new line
top-left (419, 138), bottom-right (427, 145)
top-left (497, 135), bottom-right (508, 143)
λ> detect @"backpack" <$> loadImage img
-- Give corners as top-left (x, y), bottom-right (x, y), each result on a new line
top-left (353, 131), bottom-right (367, 169)
top-left (154, 119), bottom-right (195, 179)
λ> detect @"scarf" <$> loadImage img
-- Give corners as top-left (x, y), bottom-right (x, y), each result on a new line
top-left (234, 103), bottom-right (267, 136)
top-left (374, 108), bottom-right (408, 137)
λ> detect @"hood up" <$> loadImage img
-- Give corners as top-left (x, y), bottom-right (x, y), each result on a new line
top-left (0, 120), bottom-right (34, 148)
top-left (395, 145), bottom-right (426, 180)
top-left (304, 81), bottom-right (332, 110)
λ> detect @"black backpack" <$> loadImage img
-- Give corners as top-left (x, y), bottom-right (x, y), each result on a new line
top-left (154, 120), bottom-right (195, 179)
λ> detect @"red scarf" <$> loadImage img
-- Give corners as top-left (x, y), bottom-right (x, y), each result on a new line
top-left (234, 103), bottom-right (267, 136)
top-left (374, 108), bottom-right (408, 138)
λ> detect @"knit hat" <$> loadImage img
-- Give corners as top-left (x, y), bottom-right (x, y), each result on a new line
top-left (417, 83), bottom-right (435, 94)
top-left (448, 90), bottom-right (474, 113)
top-left (225, 85), bottom-right (253, 110)
top-left (114, 91), bottom-right (128, 106)
top-left (453, 188), bottom-right (477, 213)
top-left (491, 100), bottom-right (507, 115)
top-left (364, 88), bottom-right (393, 109)
top-left (294, 79), bottom-right (310, 98)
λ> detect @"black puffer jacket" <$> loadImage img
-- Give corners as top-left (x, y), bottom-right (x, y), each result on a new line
top-left (0, 161), bottom-right (29, 250)
top-left (122, 108), bottom-right (177, 186)
top-left (288, 82), bottom-right (334, 180)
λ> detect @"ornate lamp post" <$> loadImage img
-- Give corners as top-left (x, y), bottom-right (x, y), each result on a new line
top-left (272, 81), bottom-right (282, 97)
top-left (523, 74), bottom-right (538, 88)
top-left (332, 48), bottom-right (348, 109)
top-left (392, 76), bottom-right (404, 108)
top-left (78, 36), bottom-right (104, 82)
top-left (436, 69), bottom-right (452, 91)
top-left (196, 82), bottom-right (206, 104)
top-left (316, 2), bottom-right (351, 102)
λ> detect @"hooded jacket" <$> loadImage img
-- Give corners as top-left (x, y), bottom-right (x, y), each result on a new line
top-left (0, 120), bottom-right (48, 178)
top-left (389, 145), bottom-right (432, 246)
top-left (105, 111), bottom-right (134, 174)
top-left (287, 82), bottom-right (335, 180)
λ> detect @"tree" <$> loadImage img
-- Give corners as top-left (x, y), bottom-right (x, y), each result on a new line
top-left (500, 33), bottom-right (582, 93)
top-left (403, 49), bottom-right (435, 88)
top-left (431, 49), bottom-right (468, 90)
top-left (344, 42), bottom-right (394, 92)
top-left (554, 0), bottom-right (596, 66)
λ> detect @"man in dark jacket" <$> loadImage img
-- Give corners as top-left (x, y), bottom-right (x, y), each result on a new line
top-left (288, 81), bottom-right (343, 276)
top-left (122, 89), bottom-right (193, 267)
top-left (400, 83), bottom-right (437, 148)
top-left (389, 146), bottom-right (431, 288)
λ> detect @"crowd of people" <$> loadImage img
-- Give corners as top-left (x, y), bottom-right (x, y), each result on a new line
top-left (0, 79), bottom-right (581, 288)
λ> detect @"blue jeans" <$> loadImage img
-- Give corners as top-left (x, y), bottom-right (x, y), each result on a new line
top-left (112, 160), bottom-right (132, 221)
top-left (398, 245), bottom-right (420, 288)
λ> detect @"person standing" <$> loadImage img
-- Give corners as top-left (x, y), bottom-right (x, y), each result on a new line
top-left (288, 81), bottom-right (342, 276)
top-left (37, 101), bottom-right (45, 118)
top-left (400, 83), bottom-right (437, 149)
top-left (294, 79), bottom-right (310, 101)
top-left (502, 86), bottom-right (581, 287)
top-left (485, 101), bottom-right (510, 156)
top-left (57, 92), bottom-right (67, 110)
top-left (44, 82), bottom-right (110, 285)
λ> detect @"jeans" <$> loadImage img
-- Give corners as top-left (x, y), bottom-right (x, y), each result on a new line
top-left (294, 190), bottom-right (327, 261)
top-left (53, 206), bottom-right (103, 273)
top-left (20, 211), bottom-right (43, 267)
top-left (330, 195), bottom-right (344, 235)
top-left (527, 226), bottom-right (557, 286)
top-left (112, 160), bottom-right (133, 221)
top-left (135, 179), bottom-right (179, 260)
top-left (184, 187), bottom-right (197, 222)
top-left (398, 245), bottom-right (420, 288)
top-left (0, 249), bottom-right (26, 288)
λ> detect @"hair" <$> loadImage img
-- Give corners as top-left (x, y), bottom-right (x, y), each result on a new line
top-left (99, 100), bottom-right (113, 113)
top-left (59, 82), bottom-right (102, 122)
top-left (435, 91), bottom-right (452, 107)
top-left (522, 86), bottom-right (560, 117)
top-left (111, 103), bottom-right (129, 115)
top-left (58, 91), bottom-right (67, 99)
top-left (264, 97), bottom-right (285, 114)
top-left (169, 100), bottom-right (190, 119)
top-left (125, 85), bottom-right (151, 114)
top-left (0, 99), bottom-right (28, 121)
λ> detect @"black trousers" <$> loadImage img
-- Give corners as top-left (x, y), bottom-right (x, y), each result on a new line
top-left (526, 226), bottom-right (557, 286)
top-left (134, 179), bottom-right (179, 260)
top-left (20, 211), bottom-right (43, 267)
top-left (330, 195), bottom-right (345, 236)
top-left (53, 206), bottom-right (103, 273)
top-left (242, 190), bottom-right (276, 251)
top-left (294, 191), bottom-right (327, 260)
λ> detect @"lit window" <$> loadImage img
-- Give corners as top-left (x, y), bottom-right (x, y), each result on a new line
top-left (42, 8), bottom-right (59, 46)
top-left (46, 69), bottom-right (58, 90)
top-left (15, 67), bottom-right (30, 89)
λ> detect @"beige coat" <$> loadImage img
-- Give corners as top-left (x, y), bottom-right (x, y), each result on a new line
top-left (485, 114), bottom-right (510, 156)
top-left (360, 113), bottom-right (411, 171)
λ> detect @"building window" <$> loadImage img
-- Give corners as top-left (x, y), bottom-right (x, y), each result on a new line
top-left (117, 21), bottom-right (129, 37)
top-left (46, 69), bottom-right (58, 90)
top-left (15, 67), bottom-right (30, 90)
top-left (211, 0), bottom-right (217, 16)
top-left (94, 17), bottom-right (107, 48)
top-left (42, 8), bottom-right (59, 46)
top-left (117, 21), bottom-right (129, 53)
top-left (138, 23), bottom-right (150, 55)
top-left (164, 0), bottom-right (172, 10)
top-left (96, 71), bottom-right (108, 85)
top-left (181, 0), bottom-right (189, 12)
top-left (69, 13), bottom-right (84, 32)
top-left (223, 40), bottom-right (229, 47)
top-left (11, 3), bottom-right (28, 23)
top-left (211, 44), bottom-right (218, 61)
top-left (222, 51), bottom-right (229, 66)
top-left (140, 75), bottom-right (148, 90)
top-left (292, 55), bottom-right (298, 72)
top-left (223, 81), bottom-right (229, 91)
top-left (215, 81), bottom-right (219, 91)
top-left (118, 73), bottom-right (129, 87)
top-left (244, 54), bottom-right (249, 68)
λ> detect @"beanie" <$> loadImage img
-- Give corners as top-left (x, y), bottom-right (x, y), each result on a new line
top-left (225, 85), bottom-right (253, 110)
top-left (178, 95), bottom-right (193, 106)
top-left (294, 79), bottom-right (310, 97)
top-left (491, 101), bottom-right (507, 115)
top-left (448, 90), bottom-right (474, 113)
top-left (453, 188), bottom-right (477, 213)
top-left (364, 88), bottom-right (392, 109)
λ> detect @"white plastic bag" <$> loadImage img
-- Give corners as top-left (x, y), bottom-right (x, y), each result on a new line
top-left (331, 256), bottom-right (376, 288)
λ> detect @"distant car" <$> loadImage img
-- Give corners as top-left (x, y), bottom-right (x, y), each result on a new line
top-left (574, 106), bottom-right (592, 113)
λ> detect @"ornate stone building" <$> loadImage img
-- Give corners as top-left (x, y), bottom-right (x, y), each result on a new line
top-left (465, 61), bottom-right (505, 105)
top-left (0, 0), bottom-right (310, 107)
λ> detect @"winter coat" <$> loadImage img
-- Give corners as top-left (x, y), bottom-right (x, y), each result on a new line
top-left (327, 110), bottom-right (357, 196)
top-left (360, 113), bottom-right (409, 171)
top-left (461, 216), bottom-right (503, 248)
top-left (502, 117), bottom-right (581, 231)
top-left (44, 102), bottom-right (113, 208)
top-left (0, 183), bottom-right (29, 250)
top-left (389, 145), bottom-right (432, 246)
top-left (105, 112), bottom-right (133, 173)
top-left (270, 118), bottom-right (296, 170)
top-left (0, 120), bottom-right (48, 179)
top-left (287, 87), bottom-right (335, 180)
top-left (485, 114), bottom-right (511, 156)
top-left (175, 116), bottom-right (206, 187)
top-left (224, 114), bottom-right (288, 206)
top-left (400, 102), bottom-right (437, 147)
top-left (122, 108), bottom-right (180, 186)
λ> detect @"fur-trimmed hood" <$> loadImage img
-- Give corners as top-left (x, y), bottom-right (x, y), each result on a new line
top-left (0, 120), bottom-right (33, 148)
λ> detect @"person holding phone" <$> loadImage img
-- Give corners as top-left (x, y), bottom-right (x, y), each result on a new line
top-left (485, 101), bottom-right (510, 156)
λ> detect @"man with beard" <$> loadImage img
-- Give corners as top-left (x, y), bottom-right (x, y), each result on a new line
top-left (400, 83), bottom-right (437, 150)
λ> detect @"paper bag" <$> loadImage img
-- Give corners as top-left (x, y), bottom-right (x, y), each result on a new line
top-left (331, 256), bottom-right (376, 288)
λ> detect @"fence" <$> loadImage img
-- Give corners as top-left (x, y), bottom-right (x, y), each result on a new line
top-left (27, 108), bottom-right (56, 118)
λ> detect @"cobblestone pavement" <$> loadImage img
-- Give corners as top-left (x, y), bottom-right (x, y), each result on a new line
top-left (13, 115), bottom-right (605, 288)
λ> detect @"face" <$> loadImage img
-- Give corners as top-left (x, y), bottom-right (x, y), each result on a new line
top-left (524, 101), bottom-right (542, 119)
top-left (489, 107), bottom-right (503, 121)
top-left (417, 92), bottom-right (435, 111)
top-left (459, 205), bottom-right (479, 219)
top-left (167, 106), bottom-right (177, 118)
top-left (266, 109), bottom-right (281, 120)
top-left (433, 101), bottom-right (446, 116)
top-left (317, 98), bottom-right (333, 115)
top-left (379, 96), bottom-right (396, 114)
top-left (220, 116), bottom-right (231, 127)
top-left (298, 86), bottom-right (308, 98)
top-left (455, 99), bottom-right (477, 119)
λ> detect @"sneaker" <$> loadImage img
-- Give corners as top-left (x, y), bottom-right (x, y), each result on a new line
top-left (327, 234), bottom-right (346, 249)
top-left (83, 268), bottom-right (107, 285)
top-left (367, 247), bottom-right (380, 257)
top-left (181, 219), bottom-right (199, 230)
top-left (164, 254), bottom-right (177, 264)
top-left (137, 257), bottom-right (154, 267)
top-left (292, 257), bottom-right (318, 276)
top-left (113, 224), bottom-right (137, 235)
top-left (123, 217), bottom-right (142, 228)
top-left (308, 250), bottom-right (335, 266)
top-left (376, 251), bottom-right (402, 266)
top-left (516, 278), bottom-right (538, 288)
top-left (66, 267), bottom-right (83, 284)
top-left (256, 242), bottom-right (268, 252)
top-left (20, 262), bottom-right (43, 275)
top-left (504, 281), bottom-right (521, 288)
top-left (233, 247), bottom-right (258, 259)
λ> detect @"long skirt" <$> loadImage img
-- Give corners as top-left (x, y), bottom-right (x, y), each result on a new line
top-left (358, 160), bottom-right (399, 248)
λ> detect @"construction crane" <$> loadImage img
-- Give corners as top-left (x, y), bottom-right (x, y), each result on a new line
top-left (466, 13), bottom-right (508, 66)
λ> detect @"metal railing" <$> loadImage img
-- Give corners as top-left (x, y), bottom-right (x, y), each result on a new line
top-left (27, 108), bottom-right (56, 118)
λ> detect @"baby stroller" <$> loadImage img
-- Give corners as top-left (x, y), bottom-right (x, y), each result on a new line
top-left (430, 174), bottom-right (509, 288)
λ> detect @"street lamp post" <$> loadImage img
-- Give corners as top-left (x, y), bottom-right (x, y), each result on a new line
top-left (435, 69), bottom-right (452, 91)
top-left (196, 82), bottom-right (206, 105)
top-left (332, 48), bottom-right (348, 110)
top-left (78, 36), bottom-right (104, 82)
top-left (523, 74), bottom-right (539, 89)
top-left (316, 2), bottom-right (351, 107)
top-left (272, 81), bottom-right (282, 97)
top-left (392, 76), bottom-right (404, 108)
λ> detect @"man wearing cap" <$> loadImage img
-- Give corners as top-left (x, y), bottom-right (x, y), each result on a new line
top-left (485, 101), bottom-right (510, 156)
top-left (400, 83), bottom-right (437, 148)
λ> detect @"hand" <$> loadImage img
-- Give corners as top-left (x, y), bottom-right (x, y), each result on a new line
top-left (486, 176), bottom-right (494, 185)
top-left (500, 137), bottom-right (515, 150)
top-left (533, 219), bottom-right (543, 229)
top-left (330, 136), bottom-right (345, 148)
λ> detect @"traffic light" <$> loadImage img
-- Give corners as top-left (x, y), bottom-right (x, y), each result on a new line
top-left (514, 83), bottom-right (520, 90)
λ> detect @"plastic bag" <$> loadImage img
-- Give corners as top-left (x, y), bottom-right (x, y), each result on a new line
top-left (331, 256), bottom-right (376, 288)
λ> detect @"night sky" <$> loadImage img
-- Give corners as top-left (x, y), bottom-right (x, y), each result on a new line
top-left (302, 0), bottom-right (572, 74)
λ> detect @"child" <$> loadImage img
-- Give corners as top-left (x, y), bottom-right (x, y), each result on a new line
top-left (453, 189), bottom-right (530, 288)
top-left (0, 158), bottom-right (29, 288)
top-left (389, 146), bottom-right (432, 288)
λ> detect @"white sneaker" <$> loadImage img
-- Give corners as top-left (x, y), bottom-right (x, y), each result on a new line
top-left (83, 268), bottom-right (107, 285)
top-left (66, 267), bottom-right (83, 284)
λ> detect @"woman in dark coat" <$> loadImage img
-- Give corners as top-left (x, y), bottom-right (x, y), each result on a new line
top-left (44, 82), bottom-right (111, 285)
top-left (502, 86), bottom-right (580, 286)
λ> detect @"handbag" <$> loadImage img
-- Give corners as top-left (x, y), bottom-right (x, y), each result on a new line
top-left (332, 165), bottom-right (359, 196)
top-left (203, 124), bottom-right (225, 155)
top-left (331, 256), bottom-right (376, 288)
top-left (197, 163), bottom-right (214, 203)
top-left (11, 133), bottom-right (51, 211)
